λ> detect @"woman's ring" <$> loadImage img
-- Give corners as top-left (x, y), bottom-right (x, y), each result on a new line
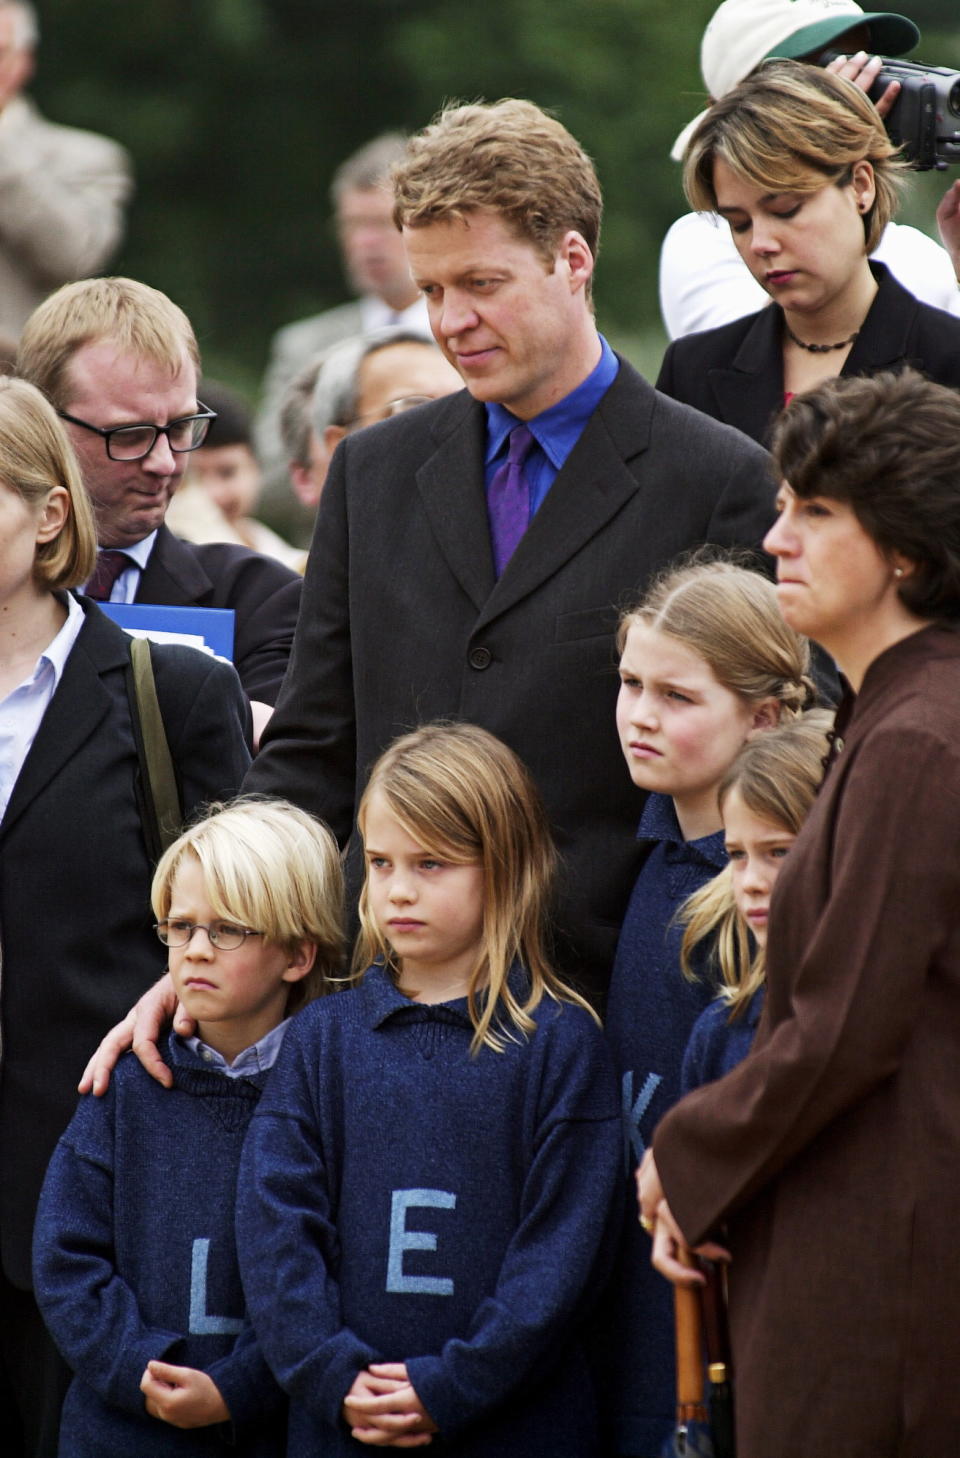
top-left (640, 1214), bottom-right (655, 1234)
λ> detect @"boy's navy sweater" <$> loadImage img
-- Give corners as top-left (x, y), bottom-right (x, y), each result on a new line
top-left (600, 792), bottom-right (727, 1458)
top-left (33, 1034), bottom-right (285, 1457)
top-left (236, 964), bottom-right (622, 1457)
top-left (680, 987), bottom-right (765, 1094)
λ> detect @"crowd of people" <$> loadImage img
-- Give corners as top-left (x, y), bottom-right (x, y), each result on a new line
top-left (2, 0), bottom-right (960, 1455)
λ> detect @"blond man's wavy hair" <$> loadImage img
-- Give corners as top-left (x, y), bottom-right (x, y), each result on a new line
top-left (18, 276), bottom-right (200, 412)
top-left (392, 98), bottom-right (602, 301)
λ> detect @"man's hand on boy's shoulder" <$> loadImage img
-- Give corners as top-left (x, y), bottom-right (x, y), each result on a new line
top-left (78, 972), bottom-right (196, 1095)
top-left (141, 1360), bottom-right (230, 1428)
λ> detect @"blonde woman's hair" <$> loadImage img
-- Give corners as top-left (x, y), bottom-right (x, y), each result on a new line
top-left (683, 59), bottom-right (907, 254)
top-left (152, 797), bottom-right (344, 1015)
top-left (18, 277), bottom-right (201, 412)
top-left (679, 710), bottom-right (833, 1015)
top-left (618, 556), bottom-right (815, 715)
top-left (392, 98), bottom-right (602, 300)
top-left (354, 721), bottom-right (597, 1053)
top-left (0, 375), bottom-right (96, 588)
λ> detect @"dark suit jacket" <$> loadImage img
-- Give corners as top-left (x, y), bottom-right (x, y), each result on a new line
top-left (247, 358), bottom-right (776, 1001)
top-left (135, 524), bottom-right (302, 704)
top-left (0, 599), bottom-right (251, 1287)
top-left (656, 263), bottom-right (960, 445)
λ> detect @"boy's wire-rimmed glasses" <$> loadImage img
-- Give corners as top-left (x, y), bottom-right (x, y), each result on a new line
top-left (58, 404), bottom-right (217, 461)
top-left (155, 919), bottom-right (263, 951)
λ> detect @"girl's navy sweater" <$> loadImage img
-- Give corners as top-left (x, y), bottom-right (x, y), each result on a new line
top-left (236, 964), bottom-right (622, 1457)
top-left (600, 792), bottom-right (728, 1457)
top-left (680, 987), bottom-right (765, 1094)
top-left (33, 1034), bottom-right (285, 1456)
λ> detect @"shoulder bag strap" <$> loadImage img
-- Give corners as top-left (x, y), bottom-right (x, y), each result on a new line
top-left (125, 635), bottom-right (183, 860)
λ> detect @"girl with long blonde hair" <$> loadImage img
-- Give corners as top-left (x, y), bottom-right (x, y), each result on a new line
top-left (236, 722), bottom-right (621, 1457)
top-left (603, 556), bottom-right (814, 1457)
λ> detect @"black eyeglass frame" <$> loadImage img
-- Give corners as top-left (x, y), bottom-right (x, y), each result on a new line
top-left (58, 403), bottom-right (218, 461)
top-left (154, 919), bottom-right (263, 951)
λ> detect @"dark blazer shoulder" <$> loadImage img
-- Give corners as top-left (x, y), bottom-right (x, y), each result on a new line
top-left (139, 524), bottom-right (300, 604)
top-left (68, 591), bottom-right (135, 667)
top-left (881, 272), bottom-right (960, 388)
top-left (656, 306), bottom-right (781, 438)
top-left (658, 308), bottom-right (771, 381)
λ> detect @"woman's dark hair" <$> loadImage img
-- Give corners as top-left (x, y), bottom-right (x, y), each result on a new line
top-left (772, 369), bottom-right (960, 623)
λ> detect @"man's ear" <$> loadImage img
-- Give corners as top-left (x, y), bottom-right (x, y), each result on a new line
top-left (556, 229), bottom-right (595, 296)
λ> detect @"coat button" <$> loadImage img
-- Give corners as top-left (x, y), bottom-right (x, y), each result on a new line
top-left (468, 646), bottom-right (492, 670)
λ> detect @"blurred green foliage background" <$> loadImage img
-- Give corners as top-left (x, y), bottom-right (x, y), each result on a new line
top-left (30, 0), bottom-right (960, 395)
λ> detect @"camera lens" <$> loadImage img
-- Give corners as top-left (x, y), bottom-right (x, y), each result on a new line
top-left (950, 78), bottom-right (960, 117)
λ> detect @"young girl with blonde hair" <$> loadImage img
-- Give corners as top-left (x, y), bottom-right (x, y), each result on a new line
top-left (602, 557), bottom-right (815, 1458)
top-left (678, 711), bottom-right (833, 1092)
top-left (34, 798), bottom-right (343, 1456)
top-left (236, 721), bottom-right (621, 1457)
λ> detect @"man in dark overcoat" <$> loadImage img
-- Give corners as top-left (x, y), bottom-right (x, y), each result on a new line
top-left (245, 97), bottom-right (776, 1000)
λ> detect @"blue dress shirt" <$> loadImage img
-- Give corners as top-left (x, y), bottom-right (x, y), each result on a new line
top-left (183, 1016), bottom-right (291, 1078)
top-left (483, 335), bottom-right (619, 517)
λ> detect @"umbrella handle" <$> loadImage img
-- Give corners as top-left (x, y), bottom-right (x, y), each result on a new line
top-left (674, 1247), bottom-right (707, 1421)
top-left (700, 1255), bottom-right (733, 1374)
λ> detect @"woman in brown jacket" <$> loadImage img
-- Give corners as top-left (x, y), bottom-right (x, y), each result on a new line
top-left (639, 367), bottom-right (960, 1458)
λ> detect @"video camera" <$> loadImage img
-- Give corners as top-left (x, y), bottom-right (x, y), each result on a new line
top-left (820, 52), bottom-right (960, 170)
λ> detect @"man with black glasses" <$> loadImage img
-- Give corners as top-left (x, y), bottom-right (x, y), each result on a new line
top-left (18, 278), bottom-right (301, 740)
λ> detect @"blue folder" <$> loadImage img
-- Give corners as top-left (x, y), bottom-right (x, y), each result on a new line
top-left (99, 602), bottom-right (235, 661)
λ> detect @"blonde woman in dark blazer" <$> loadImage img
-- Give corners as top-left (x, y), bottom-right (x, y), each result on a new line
top-left (657, 60), bottom-right (960, 444)
top-left (0, 377), bottom-right (251, 1455)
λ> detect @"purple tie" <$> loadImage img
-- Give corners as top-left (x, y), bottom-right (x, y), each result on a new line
top-left (86, 549), bottom-right (131, 602)
top-left (488, 424), bottom-right (534, 576)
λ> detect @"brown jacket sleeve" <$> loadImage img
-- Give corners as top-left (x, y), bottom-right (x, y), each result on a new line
top-left (655, 717), bottom-right (960, 1246)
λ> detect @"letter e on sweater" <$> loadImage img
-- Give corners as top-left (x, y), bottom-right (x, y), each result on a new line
top-left (386, 1189), bottom-right (456, 1296)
